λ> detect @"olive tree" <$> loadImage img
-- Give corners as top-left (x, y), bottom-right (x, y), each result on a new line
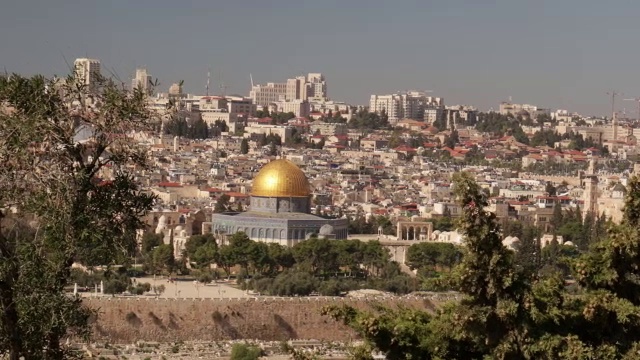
top-left (0, 73), bottom-right (157, 359)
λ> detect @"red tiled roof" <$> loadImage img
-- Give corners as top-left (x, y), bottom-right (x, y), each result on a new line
top-left (157, 182), bottom-right (182, 188)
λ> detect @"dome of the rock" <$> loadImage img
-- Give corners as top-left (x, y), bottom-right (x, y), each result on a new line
top-left (251, 159), bottom-right (311, 197)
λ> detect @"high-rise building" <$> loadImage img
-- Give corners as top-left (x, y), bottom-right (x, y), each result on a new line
top-left (250, 82), bottom-right (288, 106)
top-left (131, 68), bottom-right (152, 95)
top-left (307, 73), bottom-right (327, 101)
top-left (286, 76), bottom-right (307, 102)
top-left (168, 83), bottom-right (184, 97)
top-left (250, 73), bottom-right (327, 106)
top-left (369, 94), bottom-right (402, 121)
top-left (369, 91), bottom-right (442, 122)
top-left (73, 58), bottom-right (101, 93)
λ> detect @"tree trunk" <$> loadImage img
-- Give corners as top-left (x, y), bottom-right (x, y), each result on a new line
top-left (1, 275), bottom-right (23, 360)
top-left (0, 227), bottom-right (23, 360)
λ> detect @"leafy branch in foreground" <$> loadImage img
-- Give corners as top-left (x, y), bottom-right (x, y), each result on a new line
top-left (324, 172), bottom-right (640, 359)
top-left (0, 74), bottom-right (158, 359)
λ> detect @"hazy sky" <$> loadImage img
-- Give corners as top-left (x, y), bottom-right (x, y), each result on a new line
top-left (1, 0), bottom-right (640, 115)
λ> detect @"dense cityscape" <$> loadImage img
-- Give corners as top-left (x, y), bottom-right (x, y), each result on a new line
top-left (4, 2), bottom-right (640, 359)
top-left (2, 55), bottom-right (639, 359)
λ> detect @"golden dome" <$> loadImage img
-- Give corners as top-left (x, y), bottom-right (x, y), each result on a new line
top-left (251, 159), bottom-right (311, 197)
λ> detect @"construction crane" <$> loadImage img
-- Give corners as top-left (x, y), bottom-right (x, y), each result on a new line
top-left (624, 97), bottom-right (640, 122)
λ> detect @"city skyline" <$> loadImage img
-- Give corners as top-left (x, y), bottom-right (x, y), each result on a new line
top-left (2, 0), bottom-right (640, 115)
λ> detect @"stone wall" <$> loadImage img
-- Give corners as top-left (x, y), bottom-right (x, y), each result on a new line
top-left (85, 297), bottom-right (434, 343)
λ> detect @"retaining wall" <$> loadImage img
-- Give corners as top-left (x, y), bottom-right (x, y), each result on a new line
top-left (84, 296), bottom-right (438, 343)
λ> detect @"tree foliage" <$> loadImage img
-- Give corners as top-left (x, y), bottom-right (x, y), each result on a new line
top-left (240, 138), bottom-right (249, 154)
top-left (185, 233), bottom-right (218, 269)
top-left (347, 109), bottom-right (390, 130)
top-left (214, 193), bottom-right (231, 213)
top-left (0, 73), bottom-right (156, 358)
top-left (164, 111), bottom-right (211, 139)
top-left (406, 242), bottom-right (461, 273)
top-left (324, 172), bottom-right (640, 359)
top-left (475, 112), bottom-right (529, 144)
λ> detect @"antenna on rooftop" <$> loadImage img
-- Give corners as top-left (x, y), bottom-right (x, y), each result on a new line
top-left (250, 73), bottom-right (254, 88)
top-left (219, 70), bottom-right (228, 97)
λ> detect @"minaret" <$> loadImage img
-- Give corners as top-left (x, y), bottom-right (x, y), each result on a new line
top-left (583, 158), bottom-right (599, 218)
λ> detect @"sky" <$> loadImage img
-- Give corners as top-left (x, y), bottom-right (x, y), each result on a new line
top-left (1, 0), bottom-right (640, 116)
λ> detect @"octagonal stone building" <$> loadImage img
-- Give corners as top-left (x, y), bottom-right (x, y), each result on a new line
top-left (211, 159), bottom-right (348, 246)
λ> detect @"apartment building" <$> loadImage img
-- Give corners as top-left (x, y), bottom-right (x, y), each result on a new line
top-left (499, 101), bottom-right (551, 118)
top-left (309, 121), bottom-right (347, 136)
top-left (286, 76), bottom-right (308, 102)
top-left (243, 124), bottom-right (294, 142)
top-left (226, 96), bottom-right (256, 117)
top-left (74, 58), bottom-right (101, 93)
top-left (307, 73), bottom-right (327, 101)
top-left (131, 68), bottom-right (152, 95)
top-left (275, 99), bottom-right (310, 118)
top-left (369, 94), bottom-right (401, 121)
top-left (250, 73), bottom-right (328, 106)
top-left (250, 82), bottom-right (288, 106)
top-left (369, 91), bottom-right (443, 121)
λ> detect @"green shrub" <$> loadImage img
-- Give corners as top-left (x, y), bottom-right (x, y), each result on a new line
top-left (379, 274), bottom-right (416, 295)
top-left (269, 270), bottom-right (317, 296)
top-left (128, 282), bottom-right (151, 295)
top-left (230, 343), bottom-right (263, 360)
top-left (252, 277), bottom-right (274, 294)
top-left (236, 268), bottom-right (249, 285)
top-left (103, 278), bottom-right (128, 294)
top-left (198, 272), bottom-right (213, 284)
top-left (318, 279), bottom-right (342, 296)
